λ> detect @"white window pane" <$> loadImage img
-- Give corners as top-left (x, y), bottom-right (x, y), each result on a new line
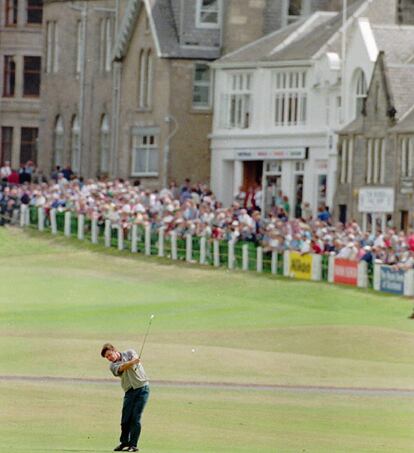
top-left (148, 149), bottom-right (158, 173)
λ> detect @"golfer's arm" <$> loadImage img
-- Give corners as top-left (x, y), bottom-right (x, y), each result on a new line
top-left (118, 358), bottom-right (140, 373)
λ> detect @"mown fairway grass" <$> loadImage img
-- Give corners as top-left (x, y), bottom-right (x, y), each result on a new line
top-left (1, 227), bottom-right (414, 452)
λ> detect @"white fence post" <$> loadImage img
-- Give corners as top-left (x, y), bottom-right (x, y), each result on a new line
top-left (213, 240), bottom-right (220, 267)
top-left (328, 254), bottom-right (335, 283)
top-left (104, 219), bottom-right (111, 247)
top-left (117, 226), bottom-right (124, 250)
top-left (20, 205), bottom-right (27, 227)
top-left (242, 244), bottom-right (249, 271)
top-left (77, 214), bottom-right (85, 240)
top-left (158, 227), bottom-right (165, 257)
top-left (283, 251), bottom-right (290, 277)
top-left (228, 240), bottom-right (235, 270)
top-left (171, 231), bottom-right (178, 260)
top-left (373, 262), bottom-right (381, 291)
top-left (404, 269), bottom-right (414, 296)
top-left (271, 251), bottom-right (278, 275)
top-left (186, 234), bottom-right (192, 262)
top-left (256, 246), bottom-right (263, 273)
top-left (357, 260), bottom-right (368, 288)
top-left (131, 224), bottom-right (138, 252)
top-left (38, 207), bottom-right (44, 231)
top-left (91, 218), bottom-right (98, 244)
top-left (50, 209), bottom-right (57, 234)
top-left (145, 224), bottom-right (151, 255)
top-left (64, 211), bottom-right (71, 237)
top-left (200, 236), bottom-right (206, 264)
top-left (25, 205), bottom-right (30, 226)
top-left (311, 254), bottom-right (322, 281)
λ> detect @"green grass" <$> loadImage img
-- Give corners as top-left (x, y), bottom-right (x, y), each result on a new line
top-left (1, 227), bottom-right (414, 452)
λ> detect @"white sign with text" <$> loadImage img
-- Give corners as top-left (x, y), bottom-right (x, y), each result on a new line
top-left (358, 187), bottom-right (394, 213)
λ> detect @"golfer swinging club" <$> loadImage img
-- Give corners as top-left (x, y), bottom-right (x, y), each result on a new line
top-left (101, 342), bottom-right (150, 452)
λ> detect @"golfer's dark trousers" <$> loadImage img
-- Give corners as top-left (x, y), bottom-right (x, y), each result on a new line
top-left (120, 385), bottom-right (150, 447)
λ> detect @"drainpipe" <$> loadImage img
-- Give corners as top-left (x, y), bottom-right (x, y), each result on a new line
top-left (163, 115), bottom-right (179, 188)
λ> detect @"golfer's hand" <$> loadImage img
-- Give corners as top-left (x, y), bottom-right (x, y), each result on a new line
top-left (132, 358), bottom-right (140, 365)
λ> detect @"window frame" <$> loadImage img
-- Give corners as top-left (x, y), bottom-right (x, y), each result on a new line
top-left (131, 132), bottom-right (159, 177)
top-left (53, 116), bottom-right (64, 167)
top-left (192, 63), bottom-right (211, 109)
top-left (273, 69), bottom-right (307, 127)
top-left (221, 72), bottom-right (253, 129)
top-left (23, 55), bottom-right (41, 97)
top-left (1, 126), bottom-right (13, 164)
top-left (401, 136), bottom-right (414, 178)
top-left (26, 0), bottom-right (43, 25)
top-left (46, 21), bottom-right (59, 73)
top-left (340, 137), bottom-right (354, 184)
top-left (3, 55), bottom-right (16, 98)
top-left (20, 127), bottom-right (38, 164)
top-left (71, 116), bottom-right (81, 173)
top-left (354, 69), bottom-right (367, 118)
top-left (196, 0), bottom-right (221, 29)
top-left (5, 0), bottom-right (18, 27)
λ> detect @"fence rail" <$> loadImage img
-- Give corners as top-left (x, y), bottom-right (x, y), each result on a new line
top-left (16, 206), bottom-right (414, 297)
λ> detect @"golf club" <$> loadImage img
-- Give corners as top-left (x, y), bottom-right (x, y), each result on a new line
top-left (138, 314), bottom-right (155, 359)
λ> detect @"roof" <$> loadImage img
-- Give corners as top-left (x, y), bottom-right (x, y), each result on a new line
top-left (371, 25), bottom-right (414, 64)
top-left (147, 0), bottom-right (220, 59)
top-left (386, 64), bottom-right (414, 119)
top-left (217, 0), bottom-right (367, 65)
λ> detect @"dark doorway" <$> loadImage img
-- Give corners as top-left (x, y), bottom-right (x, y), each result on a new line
top-left (243, 160), bottom-right (262, 190)
top-left (339, 204), bottom-right (347, 224)
top-left (401, 210), bottom-right (409, 231)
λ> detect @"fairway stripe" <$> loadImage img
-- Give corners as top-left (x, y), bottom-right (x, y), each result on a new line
top-left (1, 375), bottom-right (414, 396)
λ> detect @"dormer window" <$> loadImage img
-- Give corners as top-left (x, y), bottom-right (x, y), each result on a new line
top-left (284, 0), bottom-right (310, 26)
top-left (196, 0), bottom-right (220, 29)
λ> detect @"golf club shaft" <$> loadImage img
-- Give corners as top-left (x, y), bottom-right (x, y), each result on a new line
top-left (138, 317), bottom-right (154, 359)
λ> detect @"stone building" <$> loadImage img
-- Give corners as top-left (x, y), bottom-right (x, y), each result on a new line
top-left (335, 48), bottom-right (414, 231)
top-left (38, 0), bottom-right (354, 186)
top-left (0, 0), bottom-right (43, 168)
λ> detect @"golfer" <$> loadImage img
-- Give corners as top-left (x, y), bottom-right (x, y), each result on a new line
top-left (101, 343), bottom-right (150, 452)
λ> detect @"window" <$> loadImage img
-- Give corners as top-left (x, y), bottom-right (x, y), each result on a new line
top-left (138, 49), bottom-right (152, 109)
top-left (340, 137), bottom-right (353, 184)
top-left (3, 56), bottom-right (16, 97)
top-left (71, 116), bottom-right (80, 173)
top-left (1, 127), bottom-right (13, 164)
top-left (132, 133), bottom-right (158, 176)
top-left (287, 0), bottom-right (302, 23)
top-left (27, 0), bottom-right (43, 25)
top-left (54, 116), bottom-right (64, 167)
top-left (366, 138), bottom-right (384, 184)
top-left (76, 20), bottom-right (82, 74)
top-left (196, 0), bottom-right (220, 28)
top-left (273, 70), bottom-right (307, 126)
top-left (20, 128), bottom-right (38, 164)
top-left (100, 115), bottom-right (110, 173)
top-left (221, 73), bottom-right (252, 129)
top-left (354, 69), bottom-right (367, 117)
top-left (5, 0), bottom-right (18, 26)
top-left (46, 21), bottom-right (58, 73)
top-left (192, 63), bottom-right (211, 108)
top-left (401, 137), bottom-right (413, 178)
top-left (23, 56), bottom-right (41, 97)
top-left (100, 18), bottom-right (112, 72)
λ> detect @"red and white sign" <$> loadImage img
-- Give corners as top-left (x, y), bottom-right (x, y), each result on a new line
top-left (334, 259), bottom-right (358, 286)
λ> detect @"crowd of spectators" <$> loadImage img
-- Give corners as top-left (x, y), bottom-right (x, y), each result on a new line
top-left (2, 161), bottom-right (414, 270)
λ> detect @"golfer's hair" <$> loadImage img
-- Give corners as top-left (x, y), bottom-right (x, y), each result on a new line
top-left (101, 343), bottom-right (116, 357)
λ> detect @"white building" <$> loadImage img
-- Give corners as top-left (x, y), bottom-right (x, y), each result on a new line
top-left (210, 0), bottom-right (400, 217)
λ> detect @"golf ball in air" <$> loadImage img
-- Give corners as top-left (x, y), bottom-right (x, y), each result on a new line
top-left (191, 348), bottom-right (196, 353)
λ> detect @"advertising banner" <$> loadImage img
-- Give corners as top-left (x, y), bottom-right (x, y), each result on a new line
top-left (334, 259), bottom-right (358, 286)
top-left (289, 252), bottom-right (312, 280)
top-left (379, 266), bottom-right (405, 295)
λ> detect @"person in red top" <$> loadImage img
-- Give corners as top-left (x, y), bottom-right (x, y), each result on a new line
top-left (7, 170), bottom-right (19, 185)
top-left (408, 230), bottom-right (414, 251)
